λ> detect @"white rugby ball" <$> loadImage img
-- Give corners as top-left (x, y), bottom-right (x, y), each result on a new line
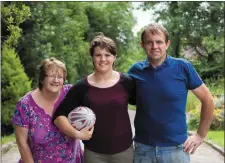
top-left (68, 106), bottom-right (96, 130)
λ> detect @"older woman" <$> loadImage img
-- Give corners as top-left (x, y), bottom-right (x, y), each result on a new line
top-left (12, 57), bottom-right (93, 163)
top-left (53, 34), bottom-right (136, 163)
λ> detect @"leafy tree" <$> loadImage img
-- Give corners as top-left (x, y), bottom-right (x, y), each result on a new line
top-left (2, 45), bottom-right (32, 126)
top-left (17, 2), bottom-right (138, 86)
top-left (84, 2), bottom-right (136, 72)
top-left (1, 2), bottom-right (31, 131)
top-left (18, 2), bottom-right (90, 86)
top-left (1, 2), bottom-right (31, 47)
top-left (139, 1), bottom-right (224, 79)
top-left (195, 35), bottom-right (224, 79)
top-left (119, 29), bottom-right (146, 72)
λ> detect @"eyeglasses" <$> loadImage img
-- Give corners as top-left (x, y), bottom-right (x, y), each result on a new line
top-left (45, 74), bottom-right (64, 80)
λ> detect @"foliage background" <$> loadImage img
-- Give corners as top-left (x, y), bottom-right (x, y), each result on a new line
top-left (1, 1), bottom-right (224, 135)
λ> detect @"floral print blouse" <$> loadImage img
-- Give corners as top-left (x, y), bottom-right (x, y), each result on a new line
top-left (12, 85), bottom-right (83, 163)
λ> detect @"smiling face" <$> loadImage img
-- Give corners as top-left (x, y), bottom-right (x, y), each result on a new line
top-left (42, 65), bottom-right (64, 93)
top-left (92, 46), bottom-right (116, 73)
top-left (141, 30), bottom-right (170, 66)
top-left (38, 57), bottom-right (67, 91)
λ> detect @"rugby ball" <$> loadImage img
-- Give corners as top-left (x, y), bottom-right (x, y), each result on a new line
top-left (68, 106), bottom-right (96, 130)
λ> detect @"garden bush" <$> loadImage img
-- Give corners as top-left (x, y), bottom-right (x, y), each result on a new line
top-left (188, 95), bottom-right (224, 130)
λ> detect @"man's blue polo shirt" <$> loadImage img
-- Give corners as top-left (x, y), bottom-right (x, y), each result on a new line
top-left (128, 55), bottom-right (203, 147)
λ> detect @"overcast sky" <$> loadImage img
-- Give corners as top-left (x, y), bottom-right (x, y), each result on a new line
top-left (132, 2), bottom-right (155, 36)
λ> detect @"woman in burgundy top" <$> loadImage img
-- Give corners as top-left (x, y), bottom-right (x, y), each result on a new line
top-left (53, 33), bottom-right (135, 163)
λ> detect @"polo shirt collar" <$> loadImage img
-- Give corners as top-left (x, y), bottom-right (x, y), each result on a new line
top-left (142, 55), bottom-right (172, 69)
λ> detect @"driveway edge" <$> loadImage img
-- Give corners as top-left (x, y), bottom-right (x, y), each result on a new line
top-left (1, 141), bottom-right (17, 155)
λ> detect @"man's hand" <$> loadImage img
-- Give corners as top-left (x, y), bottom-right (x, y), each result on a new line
top-left (184, 133), bottom-right (204, 154)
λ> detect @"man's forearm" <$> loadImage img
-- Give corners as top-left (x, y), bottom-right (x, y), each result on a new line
top-left (197, 97), bottom-right (214, 138)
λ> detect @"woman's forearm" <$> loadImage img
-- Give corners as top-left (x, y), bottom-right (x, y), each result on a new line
top-left (16, 140), bottom-right (34, 163)
top-left (54, 116), bottom-right (79, 138)
top-left (15, 126), bottom-right (34, 163)
top-left (54, 116), bottom-right (93, 140)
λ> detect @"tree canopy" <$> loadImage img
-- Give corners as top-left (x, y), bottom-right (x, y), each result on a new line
top-left (140, 1), bottom-right (224, 79)
top-left (1, 2), bottom-right (31, 128)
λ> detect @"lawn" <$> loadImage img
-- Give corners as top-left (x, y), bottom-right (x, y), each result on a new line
top-left (128, 104), bottom-right (136, 110)
top-left (207, 78), bottom-right (224, 95)
top-left (186, 91), bottom-right (200, 112)
top-left (207, 130), bottom-right (224, 148)
top-left (1, 134), bottom-right (15, 145)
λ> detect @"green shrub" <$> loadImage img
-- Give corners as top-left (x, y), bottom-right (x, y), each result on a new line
top-left (188, 106), bottom-right (200, 130)
top-left (2, 2), bottom-right (31, 129)
top-left (186, 91), bottom-right (200, 112)
top-left (187, 78), bottom-right (224, 130)
top-left (210, 108), bottom-right (224, 130)
top-left (188, 97), bottom-right (224, 130)
top-left (1, 44), bottom-right (31, 127)
top-left (1, 134), bottom-right (15, 144)
top-left (210, 94), bottom-right (224, 130)
top-left (205, 77), bottom-right (224, 95)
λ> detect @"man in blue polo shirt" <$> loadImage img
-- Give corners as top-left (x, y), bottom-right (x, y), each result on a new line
top-left (128, 23), bottom-right (214, 163)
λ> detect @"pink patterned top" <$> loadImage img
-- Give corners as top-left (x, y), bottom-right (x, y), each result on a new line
top-left (12, 85), bottom-right (83, 163)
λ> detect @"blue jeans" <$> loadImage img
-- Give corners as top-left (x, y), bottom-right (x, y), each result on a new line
top-left (134, 142), bottom-right (190, 163)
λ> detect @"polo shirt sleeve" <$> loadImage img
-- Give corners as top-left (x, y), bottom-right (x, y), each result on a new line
top-left (183, 61), bottom-right (203, 90)
top-left (127, 64), bottom-right (136, 76)
top-left (52, 79), bottom-right (86, 121)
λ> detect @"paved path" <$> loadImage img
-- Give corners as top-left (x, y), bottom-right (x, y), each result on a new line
top-left (1, 110), bottom-right (224, 163)
top-left (1, 144), bottom-right (20, 163)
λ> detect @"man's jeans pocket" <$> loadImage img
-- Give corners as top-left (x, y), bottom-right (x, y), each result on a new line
top-left (134, 142), bottom-right (190, 163)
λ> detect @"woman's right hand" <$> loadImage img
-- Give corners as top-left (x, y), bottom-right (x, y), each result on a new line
top-left (54, 116), bottom-right (94, 140)
top-left (76, 125), bottom-right (94, 140)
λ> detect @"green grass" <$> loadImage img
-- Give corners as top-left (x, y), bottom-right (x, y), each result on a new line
top-left (186, 91), bottom-right (200, 112)
top-left (207, 130), bottom-right (224, 148)
top-left (1, 134), bottom-right (15, 144)
top-left (128, 104), bottom-right (136, 110)
top-left (206, 77), bottom-right (224, 95)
